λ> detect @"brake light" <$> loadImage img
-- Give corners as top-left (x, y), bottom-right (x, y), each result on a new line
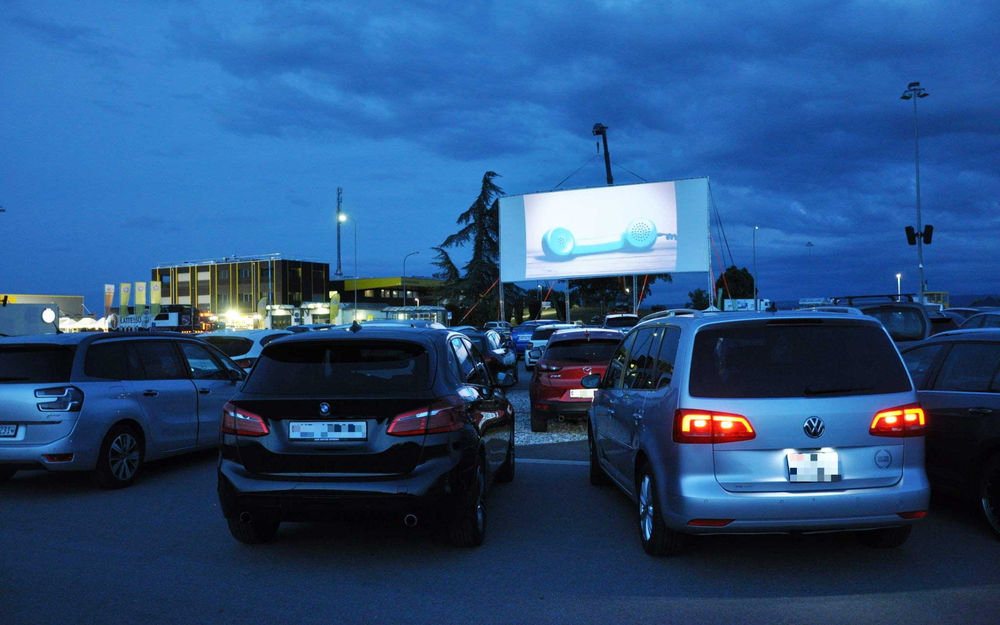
top-left (387, 398), bottom-right (466, 436)
top-left (233, 357), bottom-right (256, 370)
top-left (870, 404), bottom-right (925, 437)
top-left (673, 410), bottom-right (756, 443)
top-left (897, 510), bottom-right (927, 519)
top-left (35, 386), bottom-right (83, 412)
top-left (687, 518), bottom-right (734, 527)
top-left (537, 362), bottom-right (562, 372)
top-left (221, 402), bottom-right (269, 437)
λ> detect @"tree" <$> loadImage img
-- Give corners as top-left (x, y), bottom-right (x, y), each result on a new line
top-left (433, 172), bottom-right (523, 326)
top-left (715, 266), bottom-right (754, 303)
top-left (686, 288), bottom-right (711, 310)
top-left (573, 274), bottom-right (672, 314)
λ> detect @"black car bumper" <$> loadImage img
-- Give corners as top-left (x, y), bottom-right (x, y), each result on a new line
top-left (218, 454), bottom-right (471, 522)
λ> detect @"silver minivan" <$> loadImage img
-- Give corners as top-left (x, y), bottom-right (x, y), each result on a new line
top-left (0, 333), bottom-right (245, 488)
top-left (586, 310), bottom-right (930, 555)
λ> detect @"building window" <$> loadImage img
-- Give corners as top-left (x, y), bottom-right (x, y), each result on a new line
top-left (364, 290), bottom-right (375, 298)
top-left (220, 270), bottom-right (229, 279)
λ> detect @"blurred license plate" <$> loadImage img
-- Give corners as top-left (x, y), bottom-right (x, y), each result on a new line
top-left (289, 421), bottom-right (367, 441)
top-left (787, 451), bottom-right (840, 482)
top-left (0, 424), bottom-right (16, 437)
top-left (569, 389), bottom-right (595, 399)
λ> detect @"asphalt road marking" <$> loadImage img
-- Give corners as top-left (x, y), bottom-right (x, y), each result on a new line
top-left (518, 458), bottom-right (588, 466)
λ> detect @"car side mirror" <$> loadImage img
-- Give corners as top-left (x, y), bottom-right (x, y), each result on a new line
top-left (581, 373), bottom-right (601, 388)
top-left (228, 368), bottom-right (245, 383)
top-left (529, 348), bottom-right (542, 359)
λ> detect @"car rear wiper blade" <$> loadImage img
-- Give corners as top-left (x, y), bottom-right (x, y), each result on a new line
top-left (803, 385), bottom-right (873, 395)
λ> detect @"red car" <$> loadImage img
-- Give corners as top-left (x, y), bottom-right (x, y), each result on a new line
top-left (528, 328), bottom-right (622, 432)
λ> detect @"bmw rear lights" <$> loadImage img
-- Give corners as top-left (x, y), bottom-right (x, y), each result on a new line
top-left (387, 399), bottom-right (465, 436)
top-left (34, 386), bottom-right (83, 412)
top-left (221, 402), bottom-right (269, 437)
top-left (869, 404), bottom-right (925, 437)
top-left (673, 410), bottom-right (756, 443)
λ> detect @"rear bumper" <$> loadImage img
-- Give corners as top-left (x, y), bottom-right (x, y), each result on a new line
top-left (660, 471), bottom-right (931, 534)
top-left (217, 454), bottom-right (470, 521)
top-left (531, 399), bottom-right (592, 419)
top-left (0, 420), bottom-right (99, 472)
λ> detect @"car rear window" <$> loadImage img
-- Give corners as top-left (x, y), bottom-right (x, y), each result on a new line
top-left (531, 326), bottom-right (566, 340)
top-left (245, 340), bottom-right (431, 395)
top-left (202, 336), bottom-right (254, 357)
top-left (543, 339), bottom-right (620, 363)
top-left (604, 316), bottom-right (638, 328)
top-left (860, 306), bottom-right (927, 342)
top-left (0, 345), bottom-right (75, 383)
top-left (690, 322), bottom-right (911, 398)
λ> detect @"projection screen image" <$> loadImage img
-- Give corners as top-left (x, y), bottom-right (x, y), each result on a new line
top-left (499, 178), bottom-right (710, 283)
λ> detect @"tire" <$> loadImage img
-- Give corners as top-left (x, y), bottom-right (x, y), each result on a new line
top-left (0, 466), bottom-right (16, 483)
top-left (495, 439), bottom-right (515, 483)
top-left (588, 425), bottom-right (610, 486)
top-left (979, 454), bottom-right (1000, 539)
top-left (530, 410), bottom-right (548, 432)
top-left (226, 512), bottom-right (280, 544)
top-left (637, 466), bottom-right (685, 556)
top-left (94, 424), bottom-right (144, 489)
top-left (855, 525), bottom-right (912, 548)
top-left (448, 458), bottom-right (487, 547)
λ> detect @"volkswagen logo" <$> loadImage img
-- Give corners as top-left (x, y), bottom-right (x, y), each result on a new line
top-left (319, 402), bottom-right (331, 415)
top-left (803, 417), bottom-right (825, 438)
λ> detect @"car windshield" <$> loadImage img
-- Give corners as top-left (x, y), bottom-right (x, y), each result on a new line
top-left (0, 345), bottom-right (76, 382)
top-left (690, 321), bottom-right (911, 398)
top-left (543, 339), bottom-right (619, 363)
top-left (605, 316), bottom-right (638, 328)
top-left (245, 340), bottom-right (431, 394)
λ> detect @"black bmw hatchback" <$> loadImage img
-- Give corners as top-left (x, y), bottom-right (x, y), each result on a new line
top-left (217, 326), bottom-right (515, 546)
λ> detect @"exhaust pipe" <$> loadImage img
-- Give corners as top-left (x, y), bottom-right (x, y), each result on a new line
top-left (239, 511), bottom-right (253, 524)
top-left (403, 513), bottom-right (419, 528)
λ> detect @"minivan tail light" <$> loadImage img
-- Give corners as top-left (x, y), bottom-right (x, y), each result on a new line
top-left (673, 410), bottom-right (755, 444)
top-left (870, 404), bottom-right (925, 437)
top-left (387, 398), bottom-right (466, 436)
top-left (221, 402), bottom-right (269, 437)
top-left (35, 386), bottom-right (83, 412)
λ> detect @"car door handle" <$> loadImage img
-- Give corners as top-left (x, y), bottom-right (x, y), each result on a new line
top-left (199, 388), bottom-right (211, 395)
top-left (142, 390), bottom-right (159, 397)
top-left (632, 411), bottom-right (643, 422)
top-left (968, 407), bottom-right (993, 415)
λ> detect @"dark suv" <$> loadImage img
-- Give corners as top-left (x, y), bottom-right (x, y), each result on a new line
top-left (217, 326), bottom-right (515, 546)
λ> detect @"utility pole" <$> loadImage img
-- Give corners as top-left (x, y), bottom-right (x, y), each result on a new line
top-left (335, 187), bottom-right (343, 276)
top-left (901, 82), bottom-right (930, 304)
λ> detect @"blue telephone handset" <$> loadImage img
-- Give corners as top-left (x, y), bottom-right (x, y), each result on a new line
top-left (542, 218), bottom-right (659, 259)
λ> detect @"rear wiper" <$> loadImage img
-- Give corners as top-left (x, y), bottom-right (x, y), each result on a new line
top-left (804, 385), bottom-right (873, 395)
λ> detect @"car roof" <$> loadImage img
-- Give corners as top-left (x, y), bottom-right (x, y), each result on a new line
top-left (200, 329), bottom-right (292, 339)
top-left (0, 332), bottom-right (189, 346)
top-left (634, 310), bottom-right (886, 330)
top-left (905, 327), bottom-right (1000, 345)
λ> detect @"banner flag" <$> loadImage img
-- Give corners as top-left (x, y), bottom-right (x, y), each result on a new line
top-left (104, 284), bottom-right (115, 317)
top-left (135, 282), bottom-right (147, 317)
top-left (150, 282), bottom-right (161, 317)
top-left (119, 282), bottom-right (132, 318)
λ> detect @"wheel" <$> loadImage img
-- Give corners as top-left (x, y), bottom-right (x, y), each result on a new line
top-left (448, 458), bottom-right (486, 547)
top-left (855, 525), bottom-right (912, 548)
top-left (227, 512), bottom-right (280, 544)
top-left (979, 454), bottom-right (1000, 538)
top-left (530, 410), bottom-right (548, 432)
top-left (495, 439), bottom-right (515, 483)
top-left (0, 466), bottom-right (16, 483)
top-left (588, 425), bottom-right (610, 486)
top-left (94, 424), bottom-right (144, 489)
top-left (637, 466), bottom-right (685, 556)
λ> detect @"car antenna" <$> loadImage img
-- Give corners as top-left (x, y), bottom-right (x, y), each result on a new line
top-left (350, 320), bottom-right (362, 333)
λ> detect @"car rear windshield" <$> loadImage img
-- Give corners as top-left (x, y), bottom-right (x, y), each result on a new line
top-left (690, 321), bottom-right (911, 398)
top-left (0, 345), bottom-right (75, 383)
top-left (531, 326), bottom-right (566, 340)
top-left (544, 339), bottom-right (620, 363)
top-left (604, 316), bottom-right (638, 328)
top-left (202, 336), bottom-right (254, 357)
top-left (244, 340), bottom-right (431, 395)
top-left (859, 306), bottom-right (927, 342)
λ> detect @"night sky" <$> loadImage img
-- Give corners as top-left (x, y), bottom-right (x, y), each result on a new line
top-left (2, 1), bottom-right (997, 311)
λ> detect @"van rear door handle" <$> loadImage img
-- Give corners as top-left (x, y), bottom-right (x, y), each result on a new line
top-left (199, 388), bottom-right (211, 395)
top-left (142, 390), bottom-right (159, 397)
top-left (968, 407), bottom-right (993, 415)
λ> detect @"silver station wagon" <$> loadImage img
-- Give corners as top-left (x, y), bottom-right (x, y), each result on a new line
top-left (0, 333), bottom-right (245, 488)
top-left (585, 310), bottom-right (931, 555)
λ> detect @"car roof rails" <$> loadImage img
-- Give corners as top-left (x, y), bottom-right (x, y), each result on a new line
top-left (831, 294), bottom-right (915, 306)
top-left (640, 308), bottom-right (704, 322)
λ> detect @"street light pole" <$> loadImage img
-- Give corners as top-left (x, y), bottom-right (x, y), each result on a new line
top-left (402, 251), bottom-right (419, 307)
top-left (752, 225), bottom-right (759, 312)
top-left (901, 81), bottom-right (929, 303)
top-left (339, 214), bottom-right (358, 320)
top-left (896, 273), bottom-right (902, 297)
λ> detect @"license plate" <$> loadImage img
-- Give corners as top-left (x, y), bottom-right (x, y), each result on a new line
top-left (0, 424), bottom-right (16, 437)
top-left (289, 421), bottom-right (367, 441)
top-left (787, 451), bottom-right (841, 482)
top-left (569, 389), bottom-right (595, 399)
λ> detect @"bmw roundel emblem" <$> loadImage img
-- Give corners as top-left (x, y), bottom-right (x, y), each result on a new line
top-left (319, 402), bottom-right (331, 415)
top-left (803, 417), bottom-right (825, 438)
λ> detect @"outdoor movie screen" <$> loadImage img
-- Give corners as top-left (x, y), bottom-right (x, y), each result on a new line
top-left (498, 178), bottom-right (710, 283)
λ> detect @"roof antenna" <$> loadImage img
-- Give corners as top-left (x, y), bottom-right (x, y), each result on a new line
top-left (350, 320), bottom-right (362, 333)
